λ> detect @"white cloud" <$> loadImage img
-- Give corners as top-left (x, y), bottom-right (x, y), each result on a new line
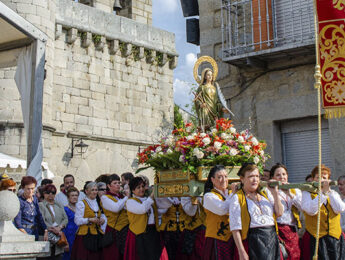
top-left (185, 53), bottom-right (197, 68)
top-left (173, 78), bottom-right (195, 112)
top-left (154, 0), bottom-right (178, 13)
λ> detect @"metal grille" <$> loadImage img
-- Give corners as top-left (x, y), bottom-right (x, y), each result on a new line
top-left (221, 0), bottom-right (315, 57)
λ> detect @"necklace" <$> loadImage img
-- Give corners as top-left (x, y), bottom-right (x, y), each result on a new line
top-left (68, 204), bottom-right (76, 212)
top-left (246, 193), bottom-right (266, 224)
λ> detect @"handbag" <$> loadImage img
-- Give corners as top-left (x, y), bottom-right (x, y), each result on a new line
top-left (46, 203), bottom-right (68, 248)
top-left (57, 232), bottom-right (68, 247)
top-left (83, 225), bottom-right (103, 252)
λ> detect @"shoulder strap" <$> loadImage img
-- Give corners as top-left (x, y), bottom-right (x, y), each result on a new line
top-left (46, 203), bottom-right (56, 223)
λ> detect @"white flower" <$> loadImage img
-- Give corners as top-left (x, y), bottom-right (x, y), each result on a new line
top-left (238, 136), bottom-right (244, 143)
top-left (240, 130), bottom-right (246, 135)
top-left (165, 135), bottom-right (174, 145)
top-left (244, 145), bottom-right (251, 152)
top-left (214, 141), bottom-right (222, 150)
top-left (200, 133), bottom-right (207, 137)
top-left (193, 148), bottom-right (200, 156)
top-left (192, 133), bottom-right (197, 137)
top-left (196, 151), bottom-right (204, 159)
top-left (220, 133), bottom-right (230, 140)
top-left (202, 137), bottom-right (211, 145)
top-left (158, 152), bottom-right (163, 156)
top-left (211, 128), bottom-right (217, 133)
top-left (179, 155), bottom-right (184, 162)
top-left (230, 127), bottom-right (236, 134)
top-left (253, 156), bottom-right (260, 164)
top-left (251, 137), bottom-right (259, 146)
top-left (259, 150), bottom-right (264, 156)
top-left (186, 126), bottom-right (192, 132)
top-left (166, 149), bottom-right (173, 154)
top-left (186, 135), bottom-right (194, 141)
top-left (156, 146), bottom-right (162, 153)
top-left (229, 148), bottom-right (238, 156)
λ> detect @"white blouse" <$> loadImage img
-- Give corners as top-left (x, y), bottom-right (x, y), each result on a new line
top-left (229, 193), bottom-right (275, 231)
top-left (74, 197), bottom-right (103, 226)
top-left (101, 194), bottom-right (128, 213)
top-left (301, 190), bottom-right (345, 216)
top-left (181, 197), bottom-right (201, 216)
top-left (266, 189), bottom-right (302, 226)
top-left (126, 196), bottom-right (155, 225)
top-left (203, 188), bottom-right (231, 216)
top-left (340, 197), bottom-right (345, 232)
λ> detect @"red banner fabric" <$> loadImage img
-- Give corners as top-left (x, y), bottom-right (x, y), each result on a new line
top-left (316, 0), bottom-right (345, 118)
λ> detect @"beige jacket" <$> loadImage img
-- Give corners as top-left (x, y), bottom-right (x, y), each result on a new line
top-left (39, 200), bottom-right (68, 256)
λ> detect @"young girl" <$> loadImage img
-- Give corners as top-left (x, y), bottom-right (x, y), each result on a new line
top-left (301, 164), bottom-right (345, 259)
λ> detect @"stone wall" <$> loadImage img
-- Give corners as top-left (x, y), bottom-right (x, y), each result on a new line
top-left (0, 0), bottom-right (176, 188)
top-left (198, 0), bottom-right (345, 180)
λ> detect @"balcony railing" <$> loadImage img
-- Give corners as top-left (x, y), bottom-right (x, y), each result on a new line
top-left (221, 0), bottom-right (315, 65)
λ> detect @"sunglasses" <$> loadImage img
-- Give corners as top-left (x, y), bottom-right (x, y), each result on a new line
top-left (44, 191), bottom-right (56, 195)
top-left (98, 188), bottom-right (106, 191)
top-left (8, 188), bottom-right (16, 193)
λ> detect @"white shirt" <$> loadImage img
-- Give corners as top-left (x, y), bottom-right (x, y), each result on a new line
top-left (267, 189), bottom-right (302, 226)
top-left (74, 197), bottom-right (104, 226)
top-left (301, 190), bottom-right (345, 216)
top-left (341, 198), bottom-right (345, 232)
top-left (101, 194), bottom-right (128, 213)
top-left (181, 197), bottom-right (199, 216)
top-left (229, 193), bottom-right (275, 231)
top-left (126, 196), bottom-right (155, 225)
top-left (55, 191), bottom-right (84, 207)
top-left (203, 188), bottom-right (231, 216)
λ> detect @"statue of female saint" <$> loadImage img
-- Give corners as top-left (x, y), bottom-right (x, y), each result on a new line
top-left (193, 56), bottom-right (234, 130)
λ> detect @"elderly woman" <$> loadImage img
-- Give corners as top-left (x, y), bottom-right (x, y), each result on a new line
top-left (96, 182), bottom-right (108, 232)
top-left (14, 176), bottom-right (48, 241)
top-left (124, 177), bottom-right (163, 260)
top-left (71, 182), bottom-right (105, 260)
top-left (62, 187), bottom-right (79, 260)
top-left (230, 164), bottom-right (283, 260)
top-left (39, 184), bottom-right (68, 260)
top-left (202, 165), bottom-right (234, 260)
top-left (0, 178), bottom-right (16, 192)
top-left (270, 163), bottom-right (302, 260)
top-left (301, 164), bottom-right (345, 260)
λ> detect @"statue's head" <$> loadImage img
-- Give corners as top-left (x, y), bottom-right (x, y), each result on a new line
top-left (201, 68), bottom-right (214, 84)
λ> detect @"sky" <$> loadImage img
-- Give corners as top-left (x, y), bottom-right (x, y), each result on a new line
top-left (152, 0), bottom-right (200, 112)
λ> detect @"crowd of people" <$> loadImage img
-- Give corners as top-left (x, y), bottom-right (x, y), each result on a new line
top-left (0, 163), bottom-right (345, 260)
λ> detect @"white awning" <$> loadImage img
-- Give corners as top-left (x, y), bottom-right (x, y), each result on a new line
top-left (0, 152), bottom-right (54, 179)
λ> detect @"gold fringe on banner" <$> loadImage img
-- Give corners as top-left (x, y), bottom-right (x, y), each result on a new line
top-left (324, 108), bottom-right (345, 119)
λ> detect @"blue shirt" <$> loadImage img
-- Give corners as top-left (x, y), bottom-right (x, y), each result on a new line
top-left (63, 206), bottom-right (78, 260)
top-left (13, 195), bottom-right (47, 240)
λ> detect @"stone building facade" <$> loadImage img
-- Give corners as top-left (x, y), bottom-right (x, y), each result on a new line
top-left (0, 0), bottom-right (177, 187)
top-left (197, 0), bottom-right (345, 181)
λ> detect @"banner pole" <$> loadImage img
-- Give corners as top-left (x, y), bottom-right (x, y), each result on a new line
top-left (312, 0), bottom-right (322, 259)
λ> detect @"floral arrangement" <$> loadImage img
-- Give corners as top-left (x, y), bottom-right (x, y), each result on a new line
top-left (137, 118), bottom-right (269, 175)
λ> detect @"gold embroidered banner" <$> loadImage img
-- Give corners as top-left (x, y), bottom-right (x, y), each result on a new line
top-left (317, 0), bottom-right (345, 118)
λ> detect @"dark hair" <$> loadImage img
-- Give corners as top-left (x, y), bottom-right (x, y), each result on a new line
top-left (95, 174), bottom-right (110, 184)
top-left (66, 186), bottom-right (79, 197)
top-left (63, 174), bottom-right (74, 183)
top-left (237, 163), bottom-right (258, 178)
top-left (338, 175), bottom-right (345, 182)
top-left (21, 176), bottom-right (37, 188)
top-left (41, 179), bottom-right (53, 186)
top-left (305, 174), bottom-right (312, 182)
top-left (43, 184), bottom-right (57, 194)
top-left (270, 163), bottom-right (288, 179)
top-left (60, 183), bottom-right (64, 188)
top-left (82, 181), bottom-right (91, 192)
top-left (121, 172), bottom-right (134, 182)
top-left (263, 169), bottom-right (270, 173)
top-left (204, 165), bottom-right (225, 193)
top-left (129, 177), bottom-right (145, 195)
top-left (311, 164), bottom-right (331, 179)
top-left (107, 174), bottom-right (120, 185)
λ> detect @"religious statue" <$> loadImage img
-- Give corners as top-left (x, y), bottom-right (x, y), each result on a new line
top-left (193, 56), bottom-right (234, 130)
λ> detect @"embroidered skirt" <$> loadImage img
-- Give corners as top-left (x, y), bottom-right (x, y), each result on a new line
top-left (103, 225), bottom-right (128, 260)
top-left (124, 225), bottom-right (163, 260)
top-left (301, 231), bottom-right (345, 260)
top-left (202, 236), bottom-right (235, 260)
top-left (177, 226), bottom-right (206, 260)
top-left (70, 235), bottom-right (103, 260)
top-left (278, 224), bottom-right (300, 260)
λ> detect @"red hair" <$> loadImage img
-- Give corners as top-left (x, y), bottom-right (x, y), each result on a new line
top-left (0, 179), bottom-right (16, 191)
top-left (311, 164), bottom-right (331, 179)
top-left (21, 176), bottom-right (37, 188)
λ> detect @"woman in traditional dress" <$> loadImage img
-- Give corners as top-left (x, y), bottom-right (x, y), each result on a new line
top-left (14, 176), bottom-right (48, 241)
top-left (96, 182), bottom-right (107, 232)
top-left (301, 164), bottom-right (345, 259)
top-left (124, 177), bottom-right (163, 260)
top-left (202, 165), bottom-right (234, 260)
top-left (177, 196), bottom-right (206, 260)
top-left (39, 184), bottom-right (68, 260)
top-left (270, 163), bottom-right (301, 260)
top-left (230, 164), bottom-right (283, 260)
top-left (62, 187), bottom-right (79, 260)
top-left (71, 182), bottom-right (105, 260)
top-left (101, 174), bottom-right (129, 260)
top-left (156, 196), bottom-right (187, 260)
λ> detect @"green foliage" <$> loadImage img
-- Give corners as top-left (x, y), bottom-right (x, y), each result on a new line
top-left (155, 52), bottom-right (164, 66)
top-left (174, 105), bottom-right (184, 129)
top-left (92, 34), bottom-right (102, 44)
top-left (132, 45), bottom-right (140, 61)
